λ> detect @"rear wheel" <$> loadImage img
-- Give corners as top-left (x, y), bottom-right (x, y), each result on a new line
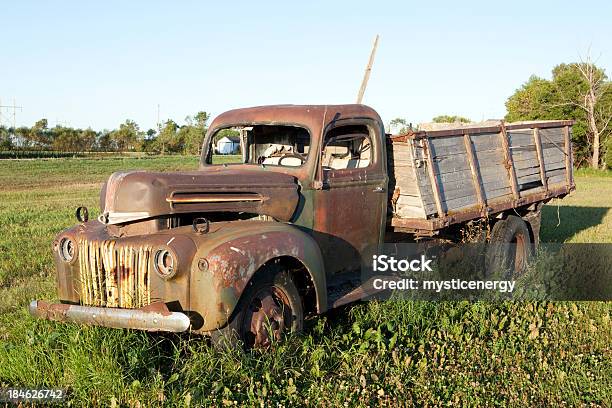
top-left (212, 264), bottom-right (303, 349)
top-left (485, 215), bottom-right (532, 278)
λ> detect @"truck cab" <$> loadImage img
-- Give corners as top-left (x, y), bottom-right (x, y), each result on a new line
top-left (30, 105), bottom-right (390, 348)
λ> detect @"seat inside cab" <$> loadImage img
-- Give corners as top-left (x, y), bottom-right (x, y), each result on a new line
top-left (322, 125), bottom-right (371, 170)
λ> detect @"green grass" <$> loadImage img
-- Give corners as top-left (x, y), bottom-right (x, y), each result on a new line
top-left (0, 157), bottom-right (610, 406)
top-left (541, 169), bottom-right (612, 243)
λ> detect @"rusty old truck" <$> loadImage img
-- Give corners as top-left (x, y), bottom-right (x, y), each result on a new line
top-left (30, 104), bottom-right (575, 348)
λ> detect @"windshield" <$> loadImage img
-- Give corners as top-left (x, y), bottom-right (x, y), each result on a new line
top-left (205, 124), bottom-right (311, 167)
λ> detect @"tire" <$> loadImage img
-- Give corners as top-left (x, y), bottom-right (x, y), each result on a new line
top-left (211, 264), bottom-right (303, 350)
top-left (485, 215), bottom-right (532, 279)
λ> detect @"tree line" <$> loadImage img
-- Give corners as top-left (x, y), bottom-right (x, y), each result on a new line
top-left (0, 111), bottom-right (211, 155)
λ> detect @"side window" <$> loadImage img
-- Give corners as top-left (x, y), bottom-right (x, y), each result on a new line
top-left (322, 125), bottom-right (372, 171)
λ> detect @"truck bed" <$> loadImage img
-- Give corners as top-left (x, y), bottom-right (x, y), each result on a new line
top-left (387, 120), bottom-right (575, 232)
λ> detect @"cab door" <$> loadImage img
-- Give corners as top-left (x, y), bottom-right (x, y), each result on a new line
top-left (313, 118), bottom-right (388, 277)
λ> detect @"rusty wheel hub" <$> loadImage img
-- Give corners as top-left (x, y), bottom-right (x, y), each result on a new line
top-left (242, 286), bottom-right (291, 348)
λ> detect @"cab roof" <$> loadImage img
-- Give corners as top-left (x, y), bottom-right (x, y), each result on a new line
top-left (208, 104), bottom-right (383, 133)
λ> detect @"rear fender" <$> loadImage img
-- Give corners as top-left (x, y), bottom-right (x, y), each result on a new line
top-left (190, 224), bottom-right (326, 332)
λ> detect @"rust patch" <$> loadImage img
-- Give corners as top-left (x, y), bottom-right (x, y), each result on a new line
top-left (140, 301), bottom-right (172, 316)
top-left (205, 231), bottom-right (306, 304)
top-left (35, 300), bottom-right (70, 320)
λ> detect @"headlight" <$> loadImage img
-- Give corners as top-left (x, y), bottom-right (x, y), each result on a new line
top-left (153, 248), bottom-right (176, 279)
top-left (59, 238), bottom-right (75, 262)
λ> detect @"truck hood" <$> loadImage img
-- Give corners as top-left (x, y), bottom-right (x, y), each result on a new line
top-left (99, 168), bottom-right (299, 224)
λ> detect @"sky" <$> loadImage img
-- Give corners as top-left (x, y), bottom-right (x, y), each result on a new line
top-left (1, 0), bottom-right (611, 131)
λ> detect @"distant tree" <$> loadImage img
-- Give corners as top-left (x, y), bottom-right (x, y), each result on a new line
top-left (97, 130), bottom-right (115, 151)
top-left (432, 115), bottom-right (471, 123)
top-left (110, 119), bottom-right (144, 151)
top-left (182, 111), bottom-right (210, 155)
top-left (174, 125), bottom-right (198, 154)
top-left (139, 129), bottom-right (158, 153)
top-left (153, 120), bottom-right (180, 154)
top-left (80, 128), bottom-right (98, 151)
top-left (506, 58), bottom-right (612, 168)
top-left (389, 118), bottom-right (410, 134)
top-left (29, 119), bottom-right (52, 149)
top-left (0, 126), bottom-right (12, 150)
top-left (52, 126), bottom-right (82, 151)
top-left (193, 111), bottom-right (209, 128)
top-left (35, 118), bottom-right (48, 128)
top-left (14, 127), bottom-right (31, 148)
top-left (567, 59), bottom-right (612, 168)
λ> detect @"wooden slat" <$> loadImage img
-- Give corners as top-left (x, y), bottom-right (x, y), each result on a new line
top-left (508, 131), bottom-right (536, 147)
top-left (544, 161), bottom-right (567, 171)
top-left (463, 133), bottom-right (486, 212)
top-left (539, 127), bottom-right (566, 143)
top-left (444, 195), bottom-right (478, 212)
top-left (549, 174), bottom-right (568, 185)
top-left (483, 186), bottom-right (512, 200)
top-left (439, 179), bottom-right (510, 203)
top-left (395, 204), bottom-right (427, 218)
top-left (563, 125), bottom-right (572, 188)
top-left (516, 166), bottom-right (545, 178)
top-left (432, 148), bottom-right (504, 163)
top-left (545, 168), bottom-right (568, 178)
top-left (518, 173), bottom-right (544, 185)
top-left (533, 127), bottom-right (548, 193)
top-left (431, 155), bottom-right (471, 175)
top-left (423, 138), bottom-right (445, 216)
top-left (431, 133), bottom-right (499, 150)
top-left (499, 122), bottom-right (520, 200)
top-left (420, 178), bottom-right (509, 203)
top-left (434, 167), bottom-right (505, 184)
top-left (439, 179), bottom-right (477, 201)
top-left (470, 132), bottom-right (504, 150)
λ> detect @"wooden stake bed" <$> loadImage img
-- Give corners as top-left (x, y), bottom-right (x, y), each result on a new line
top-left (387, 120), bottom-right (575, 232)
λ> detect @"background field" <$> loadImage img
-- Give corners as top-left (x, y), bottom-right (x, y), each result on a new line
top-left (0, 157), bottom-right (610, 406)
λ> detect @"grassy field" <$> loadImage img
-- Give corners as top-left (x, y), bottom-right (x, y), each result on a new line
top-left (0, 158), bottom-right (610, 406)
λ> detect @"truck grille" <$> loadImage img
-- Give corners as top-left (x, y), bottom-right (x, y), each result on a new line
top-left (77, 239), bottom-right (152, 308)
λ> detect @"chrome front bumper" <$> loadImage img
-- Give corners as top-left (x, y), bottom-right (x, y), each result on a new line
top-left (29, 300), bottom-right (191, 333)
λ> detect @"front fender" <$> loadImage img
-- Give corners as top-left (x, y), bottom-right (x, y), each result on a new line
top-left (189, 222), bottom-right (326, 332)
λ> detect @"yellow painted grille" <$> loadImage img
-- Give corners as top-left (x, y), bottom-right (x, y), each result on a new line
top-left (78, 240), bottom-right (152, 308)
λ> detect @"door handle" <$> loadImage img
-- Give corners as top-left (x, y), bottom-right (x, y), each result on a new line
top-left (373, 186), bottom-right (385, 193)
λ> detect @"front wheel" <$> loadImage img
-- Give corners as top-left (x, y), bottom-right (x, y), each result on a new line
top-left (212, 264), bottom-right (303, 349)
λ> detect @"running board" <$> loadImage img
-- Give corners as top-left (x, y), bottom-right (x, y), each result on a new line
top-left (329, 276), bottom-right (392, 309)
